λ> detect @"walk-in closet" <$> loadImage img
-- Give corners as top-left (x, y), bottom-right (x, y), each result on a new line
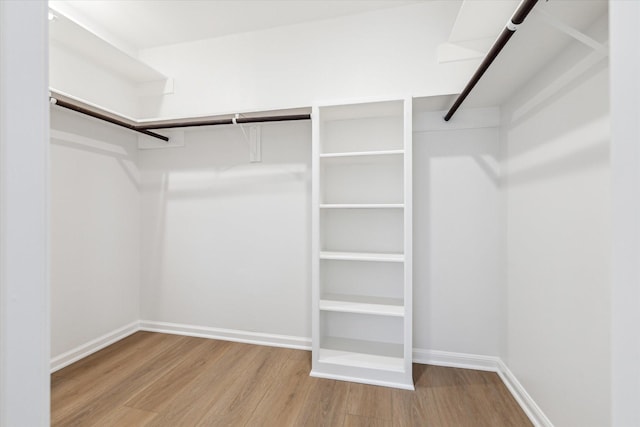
top-left (1, 1), bottom-right (638, 426)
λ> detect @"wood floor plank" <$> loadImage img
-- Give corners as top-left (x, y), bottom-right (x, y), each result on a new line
top-left (428, 367), bottom-right (533, 427)
top-left (467, 383), bottom-right (533, 427)
top-left (430, 384), bottom-right (478, 427)
top-left (90, 406), bottom-right (157, 427)
top-left (51, 333), bottom-right (183, 424)
top-left (344, 414), bottom-right (393, 427)
top-left (287, 347), bottom-right (313, 361)
top-left (346, 382), bottom-right (393, 421)
top-left (294, 377), bottom-right (350, 427)
top-left (124, 338), bottom-right (228, 413)
top-left (144, 342), bottom-right (263, 426)
top-left (244, 358), bottom-right (314, 426)
top-left (50, 374), bottom-right (71, 389)
top-left (53, 334), bottom-right (192, 426)
top-left (391, 388), bottom-right (440, 427)
top-left (390, 364), bottom-right (447, 427)
top-left (51, 333), bottom-right (534, 427)
top-left (424, 364), bottom-right (472, 388)
top-left (194, 345), bottom-right (289, 426)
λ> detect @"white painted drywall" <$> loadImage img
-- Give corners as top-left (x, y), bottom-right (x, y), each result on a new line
top-left (501, 15), bottom-right (611, 427)
top-left (50, 108), bottom-right (141, 359)
top-left (137, 111), bottom-right (506, 358)
top-left (610, 2), bottom-right (640, 425)
top-left (139, 121), bottom-right (311, 339)
top-left (50, 42), bottom-right (140, 118)
top-left (137, 2), bottom-right (472, 119)
top-left (413, 109), bottom-right (504, 357)
top-left (0, 1), bottom-right (50, 425)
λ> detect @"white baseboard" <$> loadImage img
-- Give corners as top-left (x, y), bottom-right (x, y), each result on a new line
top-left (412, 348), bottom-right (552, 427)
top-left (413, 348), bottom-right (502, 371)
top-left (50, 320), bottom-right (139, 373)
top-left (496, 360), bottom-right (554, 427)
top-left (139, 320), bottom-right (311, 351)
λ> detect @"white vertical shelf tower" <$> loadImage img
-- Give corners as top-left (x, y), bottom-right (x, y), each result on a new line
top-left (311, 98), bottom-right (413, 390)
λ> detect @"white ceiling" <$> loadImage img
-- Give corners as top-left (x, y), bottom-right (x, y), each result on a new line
top-left (51, 0), bottom-right (422, 51)
top-left (463, 0), bottom-right (608, 109)
top-left (48, 0), bottom-right (609, 113)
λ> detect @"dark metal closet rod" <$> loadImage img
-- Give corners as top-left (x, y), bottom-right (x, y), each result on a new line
top-left (140, 114), bottom-right (311, 130)
top-left (444, 0), bottom-right (539, 121)
top-left (50, 97), bottom-right (170, 142)
top-left (51, 95), bottom-right (311, 141)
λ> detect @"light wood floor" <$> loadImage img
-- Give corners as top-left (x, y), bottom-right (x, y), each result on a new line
top-left (51, 332), bottom-right (532, 426)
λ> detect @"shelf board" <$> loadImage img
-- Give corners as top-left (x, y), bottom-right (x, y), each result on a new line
top-left (49, 6), bottom-right (166, 84)
top-left (320, 294), bottom-right (404, 317)
top-left (320, 149), bottom-right (404, 158)
top-left (320, 203), bottom-right (404, 209)
top-left (319, 100), bottom-right (404, 121)
top-left (320, 251), bottom-right (404, 263)
top-left (319, 337), bottom-right (404, 372)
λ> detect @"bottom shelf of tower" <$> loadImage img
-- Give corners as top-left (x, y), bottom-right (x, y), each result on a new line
top-left (311, 337), bottom-right (414, 390)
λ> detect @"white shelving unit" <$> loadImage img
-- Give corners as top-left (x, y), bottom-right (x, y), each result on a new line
top-left (311, 99), bottom-right (413, 390)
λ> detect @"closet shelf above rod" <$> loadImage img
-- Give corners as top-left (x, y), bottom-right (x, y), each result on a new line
top-left (49, 92), bottom-right (312, 143)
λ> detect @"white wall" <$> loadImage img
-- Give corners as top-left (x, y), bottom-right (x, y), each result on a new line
top-left (137, 2), bottom-right (473, 119)
top-left (50, 108), bottom-right (140, 359)
top-left (50, 42), bottom-right (140, 118)
top-left (413, 109), bottom-right (504, 357)
top-left (139, 122), bottom-right (311, 339)
top-left (137, 110), bottom-right (506, 358)
top-left (610, 2), bottom-right (640, 425)
top-left (501, 16), bottom-right (611, 427)
top-left (0, 1), bottom-right (50, 425)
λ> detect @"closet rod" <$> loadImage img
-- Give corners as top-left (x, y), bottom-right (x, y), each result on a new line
top-left (50, 97), bottom-right (170, 142)
top-left (139, 114), bottom-right (311, 130)
top-left (444, 0), bottom-right (539, 121)
top-left (50, 94), bottom-right (311, 140)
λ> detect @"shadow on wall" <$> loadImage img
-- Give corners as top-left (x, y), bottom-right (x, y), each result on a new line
top-left (158, 164), bottom-right (308, 201)
top-left (51, 133), bottom-right (140, 191)
top-left (413, 125), bottom-right (503, 355)
top-left (503, 55), bottom-right (609, 188)
top-left (50, 109), bottom-right (141, 191)
top-left (419, 129), bottom-right (500, 184)
top-left (139, 120), bottom-right (312, 336)
top-left (508, 51), bottom-right (608, 128)
top-left (506, 123), bottom-right (609, 188)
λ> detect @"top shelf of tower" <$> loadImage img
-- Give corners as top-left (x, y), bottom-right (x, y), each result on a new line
top-left (318, 100), bottom-right (404, 122)
top-left (318, 99), bottom-right (406, 154)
